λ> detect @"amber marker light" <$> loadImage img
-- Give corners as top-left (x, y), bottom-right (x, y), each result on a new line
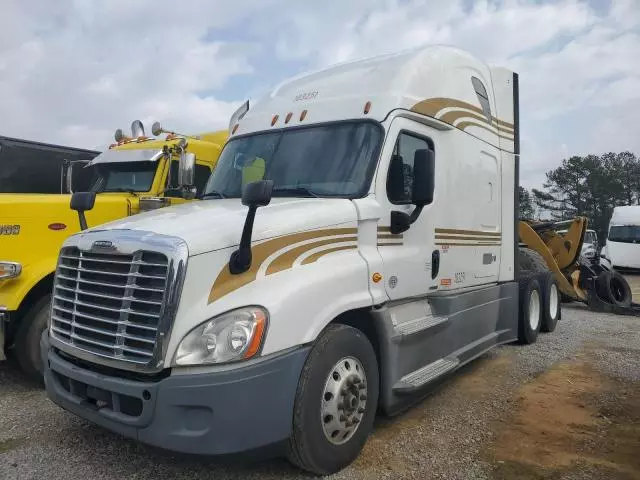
top-left (244, 310), bottom-right (268, 359)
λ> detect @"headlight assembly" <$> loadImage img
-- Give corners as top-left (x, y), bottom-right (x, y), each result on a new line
top-left (0, 262), bottom-right (22, 280)
top-left (174, 307), bottom-right (268, 366)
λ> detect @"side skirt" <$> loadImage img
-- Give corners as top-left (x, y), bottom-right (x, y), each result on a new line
top-left (372, 281), bottom-right (519, 416)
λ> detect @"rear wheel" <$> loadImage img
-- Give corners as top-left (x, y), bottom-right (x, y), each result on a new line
top-left (519, 247), bottom-right (562, 331)
top-left (287, 324), bottom-right (379, 476)
top-left (518, 275), bottom-right (542, 344)
top-left (14, 294), bottom-right (50, 384)
top-left (540, 272), bottom-right (561, 333)
top-left (518, 247), bottom-right (549, 273)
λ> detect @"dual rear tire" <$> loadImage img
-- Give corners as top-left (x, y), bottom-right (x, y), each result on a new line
top-left (518, 248), bottom-right (562, 344)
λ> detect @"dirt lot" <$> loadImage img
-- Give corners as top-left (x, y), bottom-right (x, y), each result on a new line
top-left (627, 274), bottom-right (640, 301)
top-left (1, 295), bottom-right (639, 480)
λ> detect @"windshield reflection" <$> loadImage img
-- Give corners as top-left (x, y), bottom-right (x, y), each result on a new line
top-left (203, 121), bottom-right (383, 199)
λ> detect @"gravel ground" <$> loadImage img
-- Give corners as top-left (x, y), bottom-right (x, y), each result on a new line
top-left (1, 297), bottom-right (639, 480)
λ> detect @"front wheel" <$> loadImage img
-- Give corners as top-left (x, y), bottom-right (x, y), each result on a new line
top-left (14, 294), bottom-right (50, 384)
top-left (287, 324), bottom-right (379, 476)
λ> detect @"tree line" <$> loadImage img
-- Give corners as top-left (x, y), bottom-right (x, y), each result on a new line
top-left (519, 152), bottom-right (640, 243)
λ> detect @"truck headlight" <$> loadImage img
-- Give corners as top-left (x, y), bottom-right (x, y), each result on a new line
top-left (0, 262), bottom-right (22, 279)
top-left (174, 307), bottom-right (268, 366)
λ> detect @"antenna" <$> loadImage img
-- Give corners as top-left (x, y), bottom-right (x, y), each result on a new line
top-left (114, 128), bottom-right (132, 143)
top-left (151, 121), bottom-right (199, 140)
top-left (131, 120), bottom-right (146, 138)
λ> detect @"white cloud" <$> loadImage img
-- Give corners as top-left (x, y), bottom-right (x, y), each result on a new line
top-left (1, 0), bottom-right (638, 190)
top-left (0, 0), bottom-right (268, 148)
top-left (267, 0), bottom-right (640, 187)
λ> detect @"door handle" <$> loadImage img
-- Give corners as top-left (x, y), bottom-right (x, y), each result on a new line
top-left (431, 250), bottom-right (440, 279)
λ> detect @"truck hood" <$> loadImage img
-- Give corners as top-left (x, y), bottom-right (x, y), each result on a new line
top-left (0, 193), bottom-right (128, 221)
top-left (0, 193), bottom-right (131, 267)
top-left (89, 198), bottom-right (359, 256)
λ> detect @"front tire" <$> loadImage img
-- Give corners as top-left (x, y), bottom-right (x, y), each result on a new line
top-left (287, 324), bottom-right (379, 476)
top-left (14, 294), bottom-right (50, 384)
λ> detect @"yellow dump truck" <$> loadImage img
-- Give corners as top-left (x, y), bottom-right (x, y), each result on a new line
top-left (0, 121), bottom-right (227, 380)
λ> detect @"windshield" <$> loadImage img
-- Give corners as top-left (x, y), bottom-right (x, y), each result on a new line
top-left (584, 231), bottom-right (597, 245)
top-left (90, 161), bottom-right (158, 193)
top-left (202, 121), bottom-right (383, 199)
top-left (608, 225), bottom-right (640, 243)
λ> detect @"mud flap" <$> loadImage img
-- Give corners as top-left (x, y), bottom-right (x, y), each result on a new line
top-left (0, 319), bottom-right (6, 361)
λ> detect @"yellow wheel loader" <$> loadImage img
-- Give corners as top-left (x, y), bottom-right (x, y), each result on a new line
top-left (518, 217), bottom-right (639, 316)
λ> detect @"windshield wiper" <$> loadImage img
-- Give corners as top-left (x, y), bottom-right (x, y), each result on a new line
top-left (272, 186), bottom-right (319, 198)
top-left (201, 190), bottom-right (227, 199)
top-left (102, 187), bottom-right (137, 194)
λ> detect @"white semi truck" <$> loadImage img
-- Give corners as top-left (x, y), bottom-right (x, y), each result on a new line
top-left (41, 46), bottom-right (560, 475)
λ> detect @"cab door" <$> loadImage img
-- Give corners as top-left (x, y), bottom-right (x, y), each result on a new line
top-left (374, 117), bottom-right (439, 300)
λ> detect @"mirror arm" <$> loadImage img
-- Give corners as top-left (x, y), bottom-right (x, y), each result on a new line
top-left (229, 205), bottom-right (258, 274)
top-left (390, 204), bottom-right (424, 235)
top-left (77, 211), bottom-right (88, 231)
top-left (409, 204), bottom-right (424, 223)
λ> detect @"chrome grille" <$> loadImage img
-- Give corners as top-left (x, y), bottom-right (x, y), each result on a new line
top-left (51, 246), bottom-right (170, 366)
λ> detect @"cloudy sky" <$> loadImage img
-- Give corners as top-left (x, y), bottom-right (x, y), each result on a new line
top-left (1, 0), bottom-right (638, 189)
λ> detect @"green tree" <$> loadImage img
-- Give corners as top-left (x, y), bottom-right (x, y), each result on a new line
top-left (531, 152), bottom-right (639, 243)
top-left (518, 186), bottom-right (535, 220)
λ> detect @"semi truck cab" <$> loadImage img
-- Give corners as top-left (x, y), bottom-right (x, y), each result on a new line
top-left (41, 46), bottom-right (558, 475)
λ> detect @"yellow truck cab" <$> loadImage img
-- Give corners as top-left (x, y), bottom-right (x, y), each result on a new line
top-left (0, 120), bottom-right (227, 380)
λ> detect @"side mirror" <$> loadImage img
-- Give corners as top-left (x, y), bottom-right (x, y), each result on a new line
top-left (178, 151), bottom-right (196, 188)
top-left (70, 192), bottom-right (96, 231)
top-left (412, 148), bottom-right (435, 206)
top-left (65, 161), bottom-right (91, 193)
top-left (388, 148), bottom-right (435, 234)
top-left (242, 179), bottom-right (273, 207)
top-left (229, 180), bottom-right (274, 274)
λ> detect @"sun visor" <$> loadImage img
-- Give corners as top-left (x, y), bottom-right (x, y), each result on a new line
top-left (88, 149), bottom-right (164, 166)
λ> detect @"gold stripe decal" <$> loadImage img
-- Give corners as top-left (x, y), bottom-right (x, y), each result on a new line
top-left (435, 228), bottom-right (501, 236)
top-left (435, 234), bottom-right (501, 241)
top-left (208, 228), bottom-right (357, 303)
top-left (266, 236), bottom-right (357, 275)
top-left (410, 97), bottom-right (515, 141)
top-left (435, 242), bottom-right (501, 246)
top-left (301, 245), bottom-right (357, 265)
top-left (208, 226), bottom-right (408, 303)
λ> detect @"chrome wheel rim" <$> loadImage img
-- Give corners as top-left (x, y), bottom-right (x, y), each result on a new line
top-left (529, 289), bottom-right (541, 330)
top-left (321, 356), bottom-right (367, 445)
top-left (549, 283), bottom-right (559, 320)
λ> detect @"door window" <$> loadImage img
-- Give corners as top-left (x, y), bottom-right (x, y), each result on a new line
top-left (387, 133), bottom-right (431, 204)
